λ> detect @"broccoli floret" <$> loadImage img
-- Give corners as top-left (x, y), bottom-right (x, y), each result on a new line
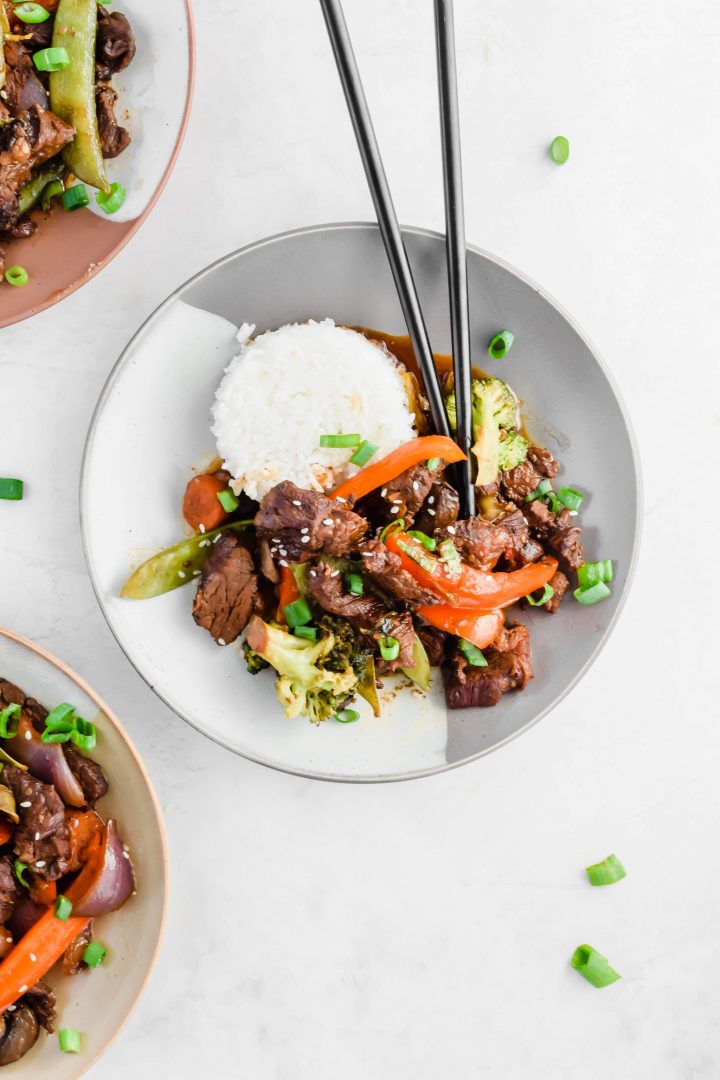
top-left (316, 614), bottom-right (371, 676)
top-left (245, 616), bottom-right (358, 724)
top-left (243, 641), bottom-right (270, 674)
top-left (497, 429), bottom-right (530, 472)
top-left (470, 377), bottom-right (522, 486)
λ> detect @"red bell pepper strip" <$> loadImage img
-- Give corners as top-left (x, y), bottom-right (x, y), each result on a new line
top-left (332, 436), bottom-right (466, 503)
top-left (417, 606), bottom-right (504, 649)
top-left (276, 564), bottom-right (300, 623)
top-left (385, 531), bottom-right (558, 607)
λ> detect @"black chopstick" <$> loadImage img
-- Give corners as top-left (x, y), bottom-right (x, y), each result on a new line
top-left (319, 0), bottom-right (451, 444)
top-left (434, 0), bottom-right (475, 518)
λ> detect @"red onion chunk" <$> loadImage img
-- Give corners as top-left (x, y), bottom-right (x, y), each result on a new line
top-left (7, 897), bottom-right (46, 940)
top-left (72, 820), bottom-right (135, 917)
top-left (6, 716), bottom-right (85, 808)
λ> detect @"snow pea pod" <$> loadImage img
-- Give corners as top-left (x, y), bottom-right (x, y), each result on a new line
top-left (121, 521), bottom-right (255, 600)
top-left (17, 161), bottom-right (67, 216)
top-left (49, 0), bottom-right (109, 192)
top-left (400, 633), bottom-right (431, 692)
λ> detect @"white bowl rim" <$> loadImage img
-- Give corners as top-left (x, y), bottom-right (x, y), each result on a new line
top-left (0, 625), bottom-right (169, 1078)
top-left (80, 221), bottom-right (644, 784)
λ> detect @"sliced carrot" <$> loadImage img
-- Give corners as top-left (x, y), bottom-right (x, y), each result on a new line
top-left (332, 436), bottom-right (466, 503)
top-left (276, 565), bottom-right (300, 624)
top-left (0, 821), bottom-right (14, 846)
top-left (182, 474), bottom-right (230, 532)
top-left (0, 908), bottom-right (90, 1014)
top-left (29, 879), bottom-right (56, 907)
top-left (65, 810), bottom-right (104, 874)
top-left (416, 606), bottom-right (504, 649)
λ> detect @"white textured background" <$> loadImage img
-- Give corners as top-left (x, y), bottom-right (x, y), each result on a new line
top-left (2, 1), bottom-right (719, 1076)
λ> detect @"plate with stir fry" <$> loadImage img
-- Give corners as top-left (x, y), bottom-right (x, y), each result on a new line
top-left (0, 0), bottom-right (194, 328)
top-left (0, 627), bottom-right (166, 1075)
top-left (82, 223), bottom-right (641, 782)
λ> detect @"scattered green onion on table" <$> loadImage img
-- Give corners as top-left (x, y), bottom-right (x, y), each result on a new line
top-left (585, 853), bottom-right (627, 887)
top-left (570, 945), bottom-right (621, 988)
top-left (0, 478), bottom-right (24, 499)
top-left (550, 135), bottom-right (570, 164)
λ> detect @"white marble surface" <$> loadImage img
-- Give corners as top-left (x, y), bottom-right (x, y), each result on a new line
top-left (1, 0), bottom-right (719, 1076)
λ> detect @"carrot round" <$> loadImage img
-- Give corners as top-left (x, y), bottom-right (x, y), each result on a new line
top-left (417, 606), bottom-right (504, 649)
top-left (332, 436), bottom-right (466, 503)
top-left (182, 474), bottom-right (230, 532)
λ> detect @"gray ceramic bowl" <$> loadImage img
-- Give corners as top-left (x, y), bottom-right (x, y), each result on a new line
top-left (81, 223), bottom-right (641, 782)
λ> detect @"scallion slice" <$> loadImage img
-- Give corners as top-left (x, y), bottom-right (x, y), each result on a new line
top-left (33, 46), bottom-right (70, 71)
top-left (14, 2), bottom-right (50, 22)
top-left (335, 708), bottom-right (359, 723)
top-left (0, 478), bottom-right (23, 500)
top-left (574, 581), bottom-right (611, 606)
top-left (378, 636), bottom-right (400, 661)
top-left (54, 895), bottom-right (73, 921)
top-left (14, 860), bottom-right (30, 888)
top-left (379, 518), bottom-right (405, 543)
top-left (44, 703), bottom-right (76, 730)
top-left (58, 1028), bottom-right (82, 1054)
top-left (550, 135), bottom-right (570, 164)
top-left (62, 184), bottom-right (89, 211)
top-left (350, 439), bottom-right (379, 467)
top-left (526, 583), bottom-right (555, 607)
top-left (82, 941), bottom-right (108, 968)
top-left (438, 538), bottom-right (461, 575)
top-left (0, 704), bottom-right (20, 739)
top-left (488, 330), bottom-right (514, 359)
top-left (71, 717), bottom-right (96, 753)
top-left (570, 945), bottom-right (621, 988)
top-left (216, 488), bottom-right (239, 513)
top-left (4, 266), bottom-right (28, 287)
top-left (407, 529), bottom-right (436, 551)
top-left (95, 181), bottom-right (126, 215)
top-left (345, 572), bottom-right (364, 596)
top-left (557, 486), bottom-right (584, 511)
top-left (577, 560), bottom-right (613, 590)
top-left (585, 853), bottom-right (627, 887)
top-left (293, 625), bottom-right (317, 641)
top-left (319, 433), bottom-right (361, 448)
top-left (283, 597), bottom-right (312, 628)
top-left (458, 639), bottom-right (488, 667)
top-left (525, 478), bottom-right (553, 502)
top-left (426, 457), bottom-right (441, 471)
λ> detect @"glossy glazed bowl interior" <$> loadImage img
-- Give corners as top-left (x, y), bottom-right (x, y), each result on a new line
top-left (82, 223), bottom-right (641, 782)
top-left (0, 0), bottom-right (194, 329)
top-left (0, 628), bottom-right (167, 1078)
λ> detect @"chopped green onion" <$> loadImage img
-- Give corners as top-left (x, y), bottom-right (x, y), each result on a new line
top-left (14, 860), bottom-right (30, 888)
top-left (526, 583), bottom-right (555, 606)
top-left (570, 945), bottom-right (621, 988)
top-left (95, 181), bottom-right (126, 215)
top-left (557, 486), bottom-right (584, 511)
top-left (335, 708), bottom-right (359, 723)
top-left (319, 433), bottom-right (361, 448)
top-left (14, 2), bottom-right (51, 22)
top-left (378, 636), bottom-right (400, 661)
top-left (458, 639), bottom-right (488, 667)
top-left (438, 538), bottom-right (461, 575)
top-left (525, 478), bottom-right (553, 502)
top-left (379, 518), bottom-right (404, 542)
top-left (82, 941), bottom-right (108, 968)
top-left (426, 457), bottom-right (441, 471)
top-left (4, 265), bottom-right (28, 287)
top-left (62, 184), bottom-right (89, 211)
top-left (577, 560), bottom-right (613, 590)
top-left (293, 625), bottom-right (317, 641)
top-left (54, 895), bottom-right (73, 922)
top-left (71, 717), bottom-right (96, 753)
top-left (33, 46), bottom-right (70, 71)
top-left (574, 581), bottom-right (612, 606)
top-left (349, 440), bottom-right (379, 467)
top-left (345, 572), bottom-right (364, 596)
top-left (41, 178), bottom-right (64, 211)
top-left (217, 488), bottom-right (239, 513)
top-left (0, 478), bottom-right (23, 500)
top-left (44, 703), bottom-right (76, 729)
top-left (0, 704), bottom-right (20, 739)
top-left (58, 1028), bottom-right (82, 1054)
top-left (407, 530), bottom-right (436, 551)
top-left (283, 597), bottom-right (313, 628)
top-left (585, 854), bottom-right (627, 887)
top-left (397, 539), bottom-right (437, 574)
top-left (550, 135), bottom-right (570, 165)
top-left (488, 330), bottom-right (514, 359)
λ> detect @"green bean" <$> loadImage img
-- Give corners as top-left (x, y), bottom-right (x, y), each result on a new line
top-left (50, 0), bottom-right (109, 192)
top-left (121, 521), bottom-right (255, 600)
top-left (17, 161), bottom-right (67, 216)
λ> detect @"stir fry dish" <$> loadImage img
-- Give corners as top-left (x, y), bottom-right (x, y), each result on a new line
top-left (0, 0), bottom-right (135, 273)
top-left (122, 319), bottom-right (615, 723)
top-left (0, 679), bottom-right (134, 1064)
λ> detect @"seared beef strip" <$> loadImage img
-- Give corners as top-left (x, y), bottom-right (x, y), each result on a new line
top-left (417, 624), bottom-right (447, 667)
top-left (434, 509), bottom-right (538, 572)
top-left (95, 7), bottom-right (137, 82)
top-left (527, 446), bottom-right (559, 478)
top-left (256, 481), bottom-right (367, 561)
top-left (64, 745), bottom-right (108, 807)
top-left (23, 981), bottom-right (56, 1032)
top-left (444, 624), bottom-right (533, 709)
top-left (543, 570), bottom-right (570, 613)
top-left (62, 923), bottom-right (93, 976)
top-left (413, 479), bottom-right (459, 534)
top-left (500, 446), bottom-right (560, 504)
top-left (358, 539), bottom-right (440, 606)
top-left (192, 532), bottom-right (263, 645)
top-left (375, 611), bottom-right (415, 672)
top-left (0, 857), bottom-right (21, 925)
top-left (95, 84), bottom-right (131, 158)
top-left (522, 499), bottom-right (584, 571)
top-left (3, 765), bottom-right (71, 881)
top-left (307, 563), bottom-right (385, 628)
top-left (0, 106), bottom-right (74, 230)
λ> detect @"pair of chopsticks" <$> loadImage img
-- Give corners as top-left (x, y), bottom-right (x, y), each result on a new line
top-left (320, 0), bottom-right (475, 518)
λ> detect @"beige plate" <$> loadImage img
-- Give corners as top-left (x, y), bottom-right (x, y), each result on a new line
top-left (0, 627), bottom-right (168, 1079)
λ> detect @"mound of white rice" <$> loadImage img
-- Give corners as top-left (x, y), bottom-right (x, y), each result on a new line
top-left (211, 319), bottom-right (416, 501)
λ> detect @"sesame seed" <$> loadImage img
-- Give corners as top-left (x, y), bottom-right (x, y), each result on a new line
top-left (199, 524), bottom-right (206, 534)
top-left (301, 536), bottom-right (310, 544)
top-left (446, 525), bottom-right (456, 535)
top-left (19, 801), bottom-right (31, 808)
top-left (427, 509), bottom-right (436, 516)
top-left (336, 496), bottom-right (347, 503)
top-left (569, 510), bottom-right (578, 517)
top-left (17, 986), bottom-right (27, 995)
top-left (6, 1005), bottom-right (14, 1013)
top-left (34, 832), bottom-right (40, 841)
top-left (214, 534), bottom-right (222, 543)
top-left (279, 559), bottom-right (289, 567)
top-left (178, 570), bottom-right (186, 579)
top-left (331, 570), bottom-right (340, 577)
top-left (199, 539), bottom-right (209, 548)
top-left (391, 506), bottom-right (400, 515)
top-left (193, 569), bottom-right (201, 576)
top-left (25, 731), bottom-right (31, 741)
top-left (428, 496), bottom-right (435, 505)
top-left (123, 850), bottom-right (131, 860)
top-left (323, 518), bottom-right (333, 526)
top-left (34, 861), bottom-right (46, 869)
top-left (412, 481), bottom-right (420, 492)
top-left (272, 537), bottom-right (281, 543)
top-left (279, 548), bottom-right (288, 557)
top-left (73, 819), bottom-right (79, 828)
top-left (381, 488), bottom-right (388, 497)
top-left (29, 953), bottom-right (36, 962)
top-left (5, 938), bottom-right (12, 945)
top-left (309, 569), bottom-right (317, 577)
top-left (292, 501), bottom-right (302, 507)
top-left (300, 528), bottom-right (309, 534)
top-left (218, 638), bottom-right (226, 646)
